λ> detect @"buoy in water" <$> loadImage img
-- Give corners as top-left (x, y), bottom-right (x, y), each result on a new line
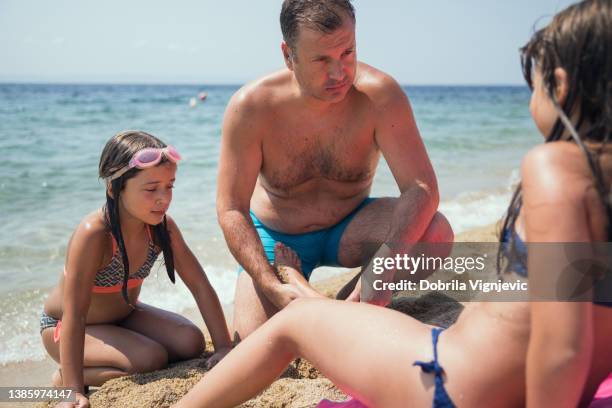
top-left (198, 92), bottom-right (208, 101)
top-left (189, 97), bottom-right (197, 108)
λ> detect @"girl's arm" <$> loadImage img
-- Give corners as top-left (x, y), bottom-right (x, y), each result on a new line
top-left (61, 219), bottom-right (106, 394)
top-left (522, 146), bottom-right (594, 407)
top-left (166, 216), bottom-right (233, 351)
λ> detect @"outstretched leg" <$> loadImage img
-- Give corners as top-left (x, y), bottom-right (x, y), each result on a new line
top-left (174, 298), bottom-right (437, 408)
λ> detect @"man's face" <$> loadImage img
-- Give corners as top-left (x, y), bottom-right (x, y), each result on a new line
top-left (285, 18), bottom-right (357, 103)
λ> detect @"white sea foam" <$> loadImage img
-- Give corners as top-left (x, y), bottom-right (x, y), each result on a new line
top-left (440, 169), bottom-right (520, 234)
top-left (139, 264), bottom-right (239, 311)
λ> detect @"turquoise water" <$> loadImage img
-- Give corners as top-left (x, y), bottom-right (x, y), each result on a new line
top-left (0, 83), bottom-right (539, 363)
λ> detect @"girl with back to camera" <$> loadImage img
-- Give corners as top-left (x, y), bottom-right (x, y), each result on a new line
top-left (41, 131), bottom-right (232, 408)
top-left (175, 1), bottom-right (612, 407)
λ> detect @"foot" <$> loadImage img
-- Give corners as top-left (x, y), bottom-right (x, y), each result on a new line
top-left (273, 242), bottom-right (302, 284)
top-left (274, 243), bottom-right (325, 298)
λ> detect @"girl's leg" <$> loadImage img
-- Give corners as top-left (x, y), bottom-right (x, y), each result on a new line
top-left (175, 297), bottom-right (435, 408)
top-left (118, 302), bottom-right (205, 362)
top-left (51, 366), bottom-right (137, 388)
top-left (42, 324), bottom-right (169, 387)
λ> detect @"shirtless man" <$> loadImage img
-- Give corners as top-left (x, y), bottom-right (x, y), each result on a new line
top-left (217, 0), bottom-right (453, 339)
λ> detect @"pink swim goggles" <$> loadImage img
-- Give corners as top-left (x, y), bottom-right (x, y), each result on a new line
top-left (107, 146), bottom-right (182, 182)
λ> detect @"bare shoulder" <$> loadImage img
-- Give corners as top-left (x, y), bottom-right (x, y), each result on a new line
top-left (353, 62), bottom-right (405, 107)
top-left (226, 69), bottom-right (293, 118)
top-left (73, 210), bottom-right (108, 243)
top-left (65, 210), bottom-right (108, 266)
top-left (521, 142), bottom-right (591, 203)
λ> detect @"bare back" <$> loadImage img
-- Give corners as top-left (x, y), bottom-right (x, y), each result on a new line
top-left (444, 143), bottom-right (612, 405)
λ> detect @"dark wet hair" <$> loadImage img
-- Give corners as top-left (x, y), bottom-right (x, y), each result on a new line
top-left (280, 0), bottom-right (355, 51)
top-left (99, 130), bottom-right (176, 306)
top-left (498, 0), bottom-right (612, 273)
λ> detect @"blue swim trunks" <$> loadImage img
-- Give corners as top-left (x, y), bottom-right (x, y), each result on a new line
top-left (242, 198), bottom-right (377, 280)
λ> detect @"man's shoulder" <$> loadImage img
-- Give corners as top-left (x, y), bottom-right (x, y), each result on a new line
top-left (354, 62), bottom-right (404, 104)
top-left (229, 69), bottom-right (293, 112)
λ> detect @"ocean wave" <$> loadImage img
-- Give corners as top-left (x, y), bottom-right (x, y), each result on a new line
top-left (440, 169), bottom-right (520, 234)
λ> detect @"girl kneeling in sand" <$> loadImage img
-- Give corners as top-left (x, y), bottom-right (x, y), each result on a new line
top-left (41, 131), bottom-right (232, 408)
top-left (174, 1), bottom-right (612, 407)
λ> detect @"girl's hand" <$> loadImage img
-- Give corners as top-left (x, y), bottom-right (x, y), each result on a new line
top-left (56, 393), bottom-right (89, 408)
top-left (205, 347), bottom-right (233, 370)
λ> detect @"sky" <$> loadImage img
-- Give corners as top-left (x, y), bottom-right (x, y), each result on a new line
top-left (0, 0), bottom-right (576, 85)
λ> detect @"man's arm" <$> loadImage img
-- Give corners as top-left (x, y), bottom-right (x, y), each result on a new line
top-left (373, 75), bottom-right (439, 243)
top-left (352, 74), bottom-right (443, 305)
top-left (216, 89), bottom-right (299, 309)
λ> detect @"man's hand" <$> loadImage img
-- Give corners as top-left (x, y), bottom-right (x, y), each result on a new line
top-left (262, 280), bottom-right (303, 309)
top-left (358, 244), bottom-right (396, 307)
top-left (264, 242), bottom-right (326, 308)
top-left (346, 274), bottom-right (393, 306)
top-left (261, 274), bottom-right (325, 309)
top-left (360, 272), bottom-right (394, 306)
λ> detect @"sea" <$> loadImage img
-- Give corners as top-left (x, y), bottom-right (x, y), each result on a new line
top-left (0, 83), bottom-right (539, 365)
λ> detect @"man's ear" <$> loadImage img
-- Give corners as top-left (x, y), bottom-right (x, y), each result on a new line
top-left (554, 67), bottom-right (569, 106)
top-left (281, 41), bottom-right (294, 71)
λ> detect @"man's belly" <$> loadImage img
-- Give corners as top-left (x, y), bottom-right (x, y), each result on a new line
top-left (250, 178), bottom-right (372, 234)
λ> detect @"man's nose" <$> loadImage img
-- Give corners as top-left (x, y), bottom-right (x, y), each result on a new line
top-left (328, 60), bottom-right (344, 81)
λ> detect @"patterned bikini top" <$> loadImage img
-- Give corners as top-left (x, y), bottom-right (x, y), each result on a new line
top-left (64, 226), bottom-right (160, 293)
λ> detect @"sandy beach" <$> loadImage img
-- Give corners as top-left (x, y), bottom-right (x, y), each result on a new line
top-left (0, 224), bottom-right (497, 408)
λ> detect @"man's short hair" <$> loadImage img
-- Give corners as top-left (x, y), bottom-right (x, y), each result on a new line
top-left (280, 0), bottom-right (355, 50)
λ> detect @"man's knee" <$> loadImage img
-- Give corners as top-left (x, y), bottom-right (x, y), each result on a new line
top-left (422, 211), bottom-right (454, 243)
top-left (233, 272), bottom-right (278, 341)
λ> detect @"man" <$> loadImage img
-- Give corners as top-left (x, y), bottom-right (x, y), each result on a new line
top-left (217, 0), bottom-right (453, 339)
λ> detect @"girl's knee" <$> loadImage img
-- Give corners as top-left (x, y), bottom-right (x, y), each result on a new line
top-left (282, 297), bottom-right (330, 323)
top-left (273, 298), bottom-right (328, 353)
top-left (126, 341), bottom-right (168, 374)
top-left (173, 325), bottom-right (205, 360)
top-left (285, 296), bottom-right (319, 311)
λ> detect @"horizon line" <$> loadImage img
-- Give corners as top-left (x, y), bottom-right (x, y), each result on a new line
top-left (0, 80), bottom-right (528, 88)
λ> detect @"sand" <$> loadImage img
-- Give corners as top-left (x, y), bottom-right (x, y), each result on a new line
top-left (29, 224), bottom-right (498, 408)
